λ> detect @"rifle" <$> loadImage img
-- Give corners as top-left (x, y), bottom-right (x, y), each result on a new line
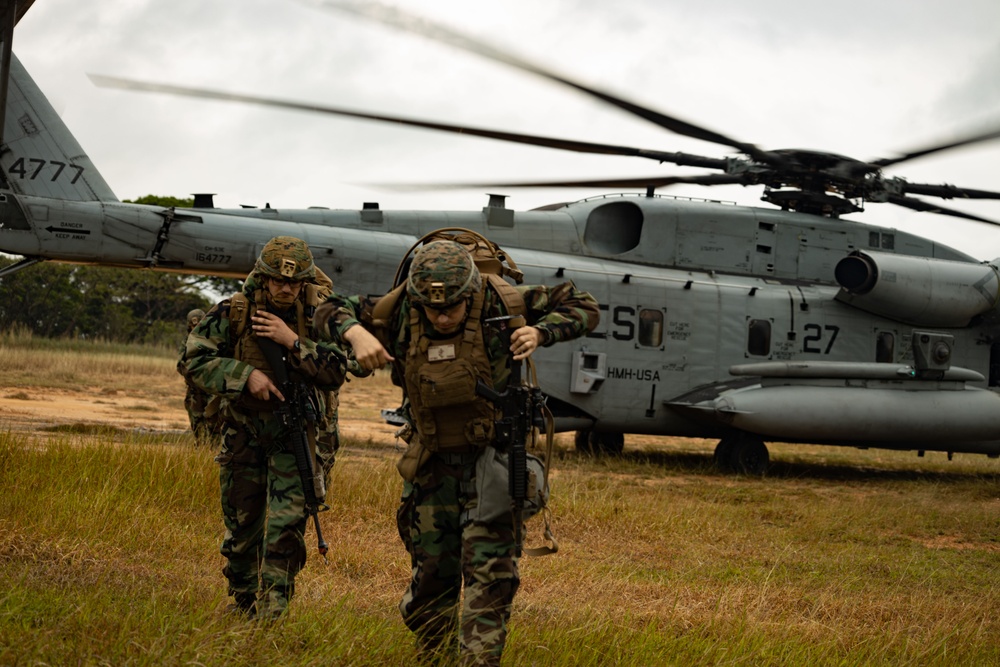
top-left (257, 336), bottom-right (329, 561)
top-left (474, 315), bottom-right (546, 557)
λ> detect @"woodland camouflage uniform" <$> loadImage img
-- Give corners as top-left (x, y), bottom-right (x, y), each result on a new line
top-left (315, 240), bottom-right (599, 665)
top-left (177, 309), bottom-right (222, 447)
top-left (185, 237), bottom-right (347, 619)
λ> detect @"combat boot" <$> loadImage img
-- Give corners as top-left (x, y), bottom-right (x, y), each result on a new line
top-left (257, 583), bottom-right (294, 621)
top-left (225, 592), bottom-right (257, 619)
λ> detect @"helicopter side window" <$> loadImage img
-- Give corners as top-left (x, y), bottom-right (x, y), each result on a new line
top-left (638, 309), bottom-right (663, 347)
top-left (876, 331), bottom-right (895, 363)
top-left (747, 319), bottom-right (771, 357)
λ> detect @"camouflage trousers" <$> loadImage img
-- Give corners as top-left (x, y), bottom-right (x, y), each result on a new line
top-left (216, 417), bottom-right (309, 616)
top-left (316, 388), bottom-right (340, 483)
top-left (185, 385), bottom-right (221, 448)
top-left (397, 453), bottom-right (520, 667)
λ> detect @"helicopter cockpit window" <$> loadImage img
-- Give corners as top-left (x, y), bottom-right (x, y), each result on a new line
top-left (876, 331), bottom-right (895, 363)
top-left (584, 201), bottom-right (643, 254)
top-left (638, 309), bottom-right (663, 347)
top-left (747, 319), bottom-right (771, 357)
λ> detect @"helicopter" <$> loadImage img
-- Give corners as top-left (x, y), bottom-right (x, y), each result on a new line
top-left (3, 0), bottom-right (1000, 473)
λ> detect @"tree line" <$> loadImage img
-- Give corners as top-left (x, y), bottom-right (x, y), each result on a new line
top-left (0, 195), bottom-right (241, 346)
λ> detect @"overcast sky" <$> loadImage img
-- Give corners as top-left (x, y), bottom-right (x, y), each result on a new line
top-left (12, 0), bottom-right (1000, 258)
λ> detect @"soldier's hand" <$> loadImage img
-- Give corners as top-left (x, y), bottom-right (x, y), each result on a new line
top-left (345, 325), bottom-right (395, 370)
top-left (252, 311), bottom-right (298, 349)
top-left (511, 326), bottom-right (544, 361)
top-left (246, 368), bottom-right (286, 402)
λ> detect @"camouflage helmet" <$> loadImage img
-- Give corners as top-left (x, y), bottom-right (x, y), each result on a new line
top-left (406, 240), bottom-right (482, 307)
top-left (186, 308), bottom-right (205, 330)
top-left (254, 236), bottom-right (316, 282)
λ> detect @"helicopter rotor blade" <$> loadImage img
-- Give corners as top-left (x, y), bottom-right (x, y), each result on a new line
top-left (872, 125), bottom-right (1000, 169)
top-left (887, 194), bottom-right (1000, 226)
top-left (88, 74), bottom-right (730, 171)
top-left (374, 173), bottom-right (747, 191)
top-left (898, 181), bottom-right (1000, 200)
top-left (302, 0), bottom-right (782, 167)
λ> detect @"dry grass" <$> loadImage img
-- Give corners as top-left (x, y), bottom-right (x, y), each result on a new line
top-left (0, 338), bottom-right (178, 396)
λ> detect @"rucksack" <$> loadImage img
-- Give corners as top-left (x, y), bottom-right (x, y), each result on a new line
top-left (370, 227), bottom-right (526, 327)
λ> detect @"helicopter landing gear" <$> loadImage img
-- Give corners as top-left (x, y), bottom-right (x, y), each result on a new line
top-left (714, 433), bottom-right (769, 475)
top-left (574, 429), bottom-right (625, 456)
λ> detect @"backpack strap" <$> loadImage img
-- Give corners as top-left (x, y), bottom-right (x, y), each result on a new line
top-left (229, 292), bottom-right (251, 344)
top-left (485, 274), bottom-right (526, 319)
top-left (369, 284), bottom-right (407, 328)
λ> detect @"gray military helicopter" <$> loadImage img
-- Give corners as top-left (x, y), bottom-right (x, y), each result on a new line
top-left (3, 0), bottom-right (1000, 473)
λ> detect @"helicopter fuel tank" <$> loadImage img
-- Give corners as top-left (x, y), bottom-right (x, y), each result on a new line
top-left (669, 362), bottom-right (1000, 453)
top-left (833, 250), bottom-right (1000, 327)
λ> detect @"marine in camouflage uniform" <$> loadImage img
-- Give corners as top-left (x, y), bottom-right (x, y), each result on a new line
top-left (177, 308), bottom-right (222, 447)
top-left (185, 237), bottom-right (347, 619)
top-left (315, 239), bottom-right (599, 665)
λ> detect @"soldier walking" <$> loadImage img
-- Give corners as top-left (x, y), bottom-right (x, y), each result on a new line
top-left (184, 236), bottom-right (346, 619)
top-left (315, 238), bottom-right (598, 664)
top-left (177, 308), bottom-right (222, 447)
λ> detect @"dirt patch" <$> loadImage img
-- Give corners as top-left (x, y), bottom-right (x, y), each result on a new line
top-left (0, 372), bottom-right (405, 446)
top-left (0, 387), bottom-right (186, 434)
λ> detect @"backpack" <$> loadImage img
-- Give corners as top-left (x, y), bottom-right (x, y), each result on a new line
top-left (370, 227), bottom-right (526, 327)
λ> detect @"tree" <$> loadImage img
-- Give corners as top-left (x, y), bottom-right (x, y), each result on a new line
top-left (0, 195), bottom-right (241, 344)
top-left (0, 258), bottom-right (215, 344)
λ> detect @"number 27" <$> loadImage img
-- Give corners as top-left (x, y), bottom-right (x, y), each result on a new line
top-left (803, 324), bottom-right (839, 354)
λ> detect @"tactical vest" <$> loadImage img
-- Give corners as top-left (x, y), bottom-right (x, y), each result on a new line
top-left (365, 228), bottom-right (528, 450)
top-left (401, 287), bottom-right (499, 452)
top-left (229, 283), bottom-right (327, 411)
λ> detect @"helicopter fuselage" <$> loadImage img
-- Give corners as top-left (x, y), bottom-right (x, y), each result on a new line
top-left (5, 190), bottom-right (1000, 461)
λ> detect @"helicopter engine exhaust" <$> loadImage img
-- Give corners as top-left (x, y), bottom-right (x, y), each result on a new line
top-left (834, 250), bottom-right (1000, 327)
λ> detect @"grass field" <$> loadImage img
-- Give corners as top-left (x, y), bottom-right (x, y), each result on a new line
top-left (2, 334), bottom-right (999, 665)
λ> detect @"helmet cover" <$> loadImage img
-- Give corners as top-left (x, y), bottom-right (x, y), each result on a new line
top-left (254, 236), bottom-right (316, 282)
top-left (186, 308), bottom-right (206, 330)
top-left (406, 240), bottom-right (482, 307)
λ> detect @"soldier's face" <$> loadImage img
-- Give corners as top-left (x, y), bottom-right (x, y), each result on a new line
top-left (266, 277), bottom-right (304, 307)
top-left (422, 299), bottom-right (468, 335)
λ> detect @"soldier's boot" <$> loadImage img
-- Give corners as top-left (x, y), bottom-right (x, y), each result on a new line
top-left (257, 583), bottom-right (294, 621)
top-left (225, 592), bottom-right (257, 619)
top-left (413, 617), bottom-right (459, 666)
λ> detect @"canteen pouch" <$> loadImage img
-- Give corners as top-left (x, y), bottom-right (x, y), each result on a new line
top-left (467, 445), bottom-right (548, 524)
top-left (396, 438), bottom-right (432, 482)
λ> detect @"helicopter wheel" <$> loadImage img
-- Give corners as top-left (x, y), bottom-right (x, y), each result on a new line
top-left (574, 430), bottom-right (625, 456)
top-left (728, 435), bottom-right (770, 475)
top-left (574, 430), bottom-right (595, 454)
top-left (713, 436), bottom-right (738, 472)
